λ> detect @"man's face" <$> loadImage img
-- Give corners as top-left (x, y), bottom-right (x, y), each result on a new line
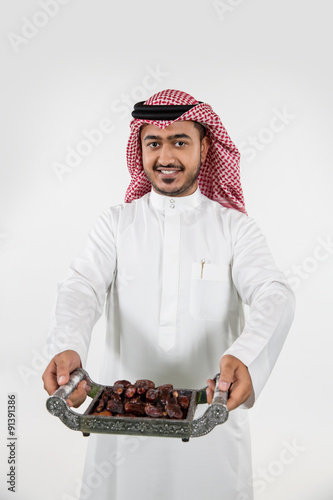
top-left (140, 121), bottom-right (210, 197)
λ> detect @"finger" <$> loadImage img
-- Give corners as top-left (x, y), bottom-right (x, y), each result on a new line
top-left (206, 379), bottom-right (216, 391)
top-left (206, 378), bottom-right (216, 404)
top-left (218, 361), bottom-right (235, 392)
top-left (42, 361), bottom-right (59, 395)
top-left (206, 387), bottom-right (214, 404)
top-left (226, 382), bottom-right (244, 411)
top-left (56, 355), bottom-right (72, 386)
top-left (67, 381), bottom-right (87, 408)
top-left (42, 351), bottom-right (82, 396)
top-left (226, 379), bottom-right (251, 411)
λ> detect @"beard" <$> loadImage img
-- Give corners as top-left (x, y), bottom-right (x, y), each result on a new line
top-left (145, 157), bottom-right (202, 197)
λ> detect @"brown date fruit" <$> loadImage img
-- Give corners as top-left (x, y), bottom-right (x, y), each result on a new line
top-left (113, 384), bottom-right (125, 395)
top-left (135, 379), bottom-right (155, 388)
top-left (128, 395), bottom-right (141, 404)
top-left (145, 404), bottom-right (164, 418)
top-left (158, 388), bottom-right (172, 407)
top-left (125, 400), bottom-right (146, 416)
top-left (157, 384), bottom-right (173, 392)
top-left (178, 395), bottom-right (190, 410)
top-left (146, 388), bottom-right (159, 403)
top-left (106, 394), bottom-right (124, 414)
top-left (125, 385), bottom-right (137, 398)
top-left (103, 388), bottom-right (113, 397)
top-left (135, 379), bottom-right (155, 395)
top-left (114, 380), bottom-right (131, 388)
top-left (96, 388), bottom-right (113, 412)
top-left (92, 410), bottom-right (112, 417)
top-left (168, 396), bottom-right (178, 405)
top-left (92, 379), bottom-right (190, 420)
top-left (96, 399), bottom-right (106, 412)
top-left (166, 402), bottom-right (183, 419)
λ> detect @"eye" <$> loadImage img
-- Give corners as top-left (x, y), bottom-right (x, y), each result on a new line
top-left (175, 141), bottom-right (187, 147)
top-left (147, 142), bottom-right (160, 148)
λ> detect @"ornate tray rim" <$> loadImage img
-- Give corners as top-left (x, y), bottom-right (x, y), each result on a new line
top-left (46, 368), bottom-right (228, 441)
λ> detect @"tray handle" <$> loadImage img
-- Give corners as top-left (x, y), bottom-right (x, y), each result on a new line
top-left (190, 374), bottom-right (229, 439)
top-left (51, 368), bottom-right (87, 400)
top-left (46, 368), bottom-right (101, 431)
top-left (211, 373), bottom-right (228, 406)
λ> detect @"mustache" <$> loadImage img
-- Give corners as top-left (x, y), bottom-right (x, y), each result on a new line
top-left (153, 163), bottom-right (184, 171)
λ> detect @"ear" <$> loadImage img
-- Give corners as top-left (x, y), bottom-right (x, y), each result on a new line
top-left (200, 135), bottom-right (210, 163)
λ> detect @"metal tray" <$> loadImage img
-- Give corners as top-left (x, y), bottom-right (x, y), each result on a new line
top-left (46, 368), bottom-right (228, 442)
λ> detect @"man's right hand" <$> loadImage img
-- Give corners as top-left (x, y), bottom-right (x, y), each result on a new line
top-left (42, 350), bottom-right (87, 408)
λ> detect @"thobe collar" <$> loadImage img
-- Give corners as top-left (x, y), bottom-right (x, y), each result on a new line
top-left (149, 187), bottom-right (202, 213)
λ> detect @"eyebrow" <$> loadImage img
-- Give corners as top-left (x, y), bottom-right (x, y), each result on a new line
top-left (143, 133), bottom-right (192, 142)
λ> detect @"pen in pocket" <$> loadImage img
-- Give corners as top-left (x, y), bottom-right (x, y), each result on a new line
top-left (201, 259), bottom-right (205, 279)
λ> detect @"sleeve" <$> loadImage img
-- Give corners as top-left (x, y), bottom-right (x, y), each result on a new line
top-left (222, 214), bottom-right (295, 408)
top-left (47, 209), bottom-right (117, 366)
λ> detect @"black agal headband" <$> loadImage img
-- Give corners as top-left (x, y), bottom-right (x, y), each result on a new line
top-left (132, 101), bottom-right (202, 120)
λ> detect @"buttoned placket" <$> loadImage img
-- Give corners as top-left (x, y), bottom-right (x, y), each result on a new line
top-left (158, 198), bottom-right (180, 352)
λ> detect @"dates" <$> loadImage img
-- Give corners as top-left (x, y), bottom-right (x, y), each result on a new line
top-left (106, 394), bottom-right (124, 414)
top-left (125, 385), bottom-right (137, 398)
top-left (92, 378), bottom-right (192, 420)
top-left (146, 388), bottom-right (159, 403)
top-left (178, 395), bottom-right (190, 410)
top-left (94, 410), bottom-right (112, 417)
top-left (124, 400), bottom-right (146, 416)
top-left (113, 384), bottom-right (125, 395)
top-left (134, 379), bottom-right (155, 395)
top-left (114, 380), bottom-right (131, 388)
top-left (145, 404), bottom-right (164, 418)
top-left (166, 402), bottom-right (183, 419)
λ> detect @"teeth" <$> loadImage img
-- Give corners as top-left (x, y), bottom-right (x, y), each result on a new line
top-left (160, 170), bottom-right (177, 174)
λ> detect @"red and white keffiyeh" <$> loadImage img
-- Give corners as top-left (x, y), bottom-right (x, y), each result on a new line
top-left (125, 89), bottom-right (246, 214)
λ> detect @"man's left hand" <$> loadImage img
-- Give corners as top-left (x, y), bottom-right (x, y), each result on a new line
top-left (206, 354), bottom-right (252, 410)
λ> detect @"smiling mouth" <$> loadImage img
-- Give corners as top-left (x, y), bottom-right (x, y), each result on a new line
top-left (154, 168), bottom-right (182, 184)
top-left (159, 170), bottom-right (179, 175)
top-left (154, 165), bottom-right (183, 175)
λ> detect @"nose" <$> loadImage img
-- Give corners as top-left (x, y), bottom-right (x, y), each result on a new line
top-left (158, 144), bottom-right (176, 166)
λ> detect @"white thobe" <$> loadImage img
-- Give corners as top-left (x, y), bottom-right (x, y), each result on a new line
top-left (49, 188), bottom-right (295, 500)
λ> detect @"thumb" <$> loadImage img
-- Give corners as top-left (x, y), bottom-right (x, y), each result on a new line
top-left (56, 357), bottom-right (71, 386)
top-left (218, 358), bottom-right (235, 392)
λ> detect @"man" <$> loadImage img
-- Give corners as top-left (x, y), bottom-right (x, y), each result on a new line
top-left (43, 89), bottom-right (295, 499)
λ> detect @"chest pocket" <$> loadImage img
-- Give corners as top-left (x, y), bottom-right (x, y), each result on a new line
top-left (189, 263), bottom-right (231, 321)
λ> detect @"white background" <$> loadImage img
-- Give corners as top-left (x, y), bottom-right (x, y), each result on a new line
top-left (1, 0), bottom-right (332, 499)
